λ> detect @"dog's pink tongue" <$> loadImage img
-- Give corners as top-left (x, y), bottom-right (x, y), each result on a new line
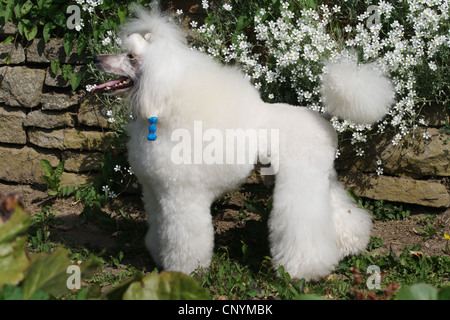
top-left (92, 77), bottom-right (127, 94)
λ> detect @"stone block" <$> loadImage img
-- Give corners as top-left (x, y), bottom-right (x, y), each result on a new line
top-left (26, 38), bottom-right (86, 64)
top-left (41, 92), bottom-right (82, 111)
top-left (60, 172), bottom-right (97, 187)
top-left (28, 128), bottom-right (114, 151)
top-left (336, 127), bottom-right (450, 178)
top-left (0, 105), bottom-right (26, 144)
top-left (0, 42), bottom-right (25, 64)
top-left (0, 66), bottom-right (45, 107)
top-left (44, 65), bottom-right (87, 88)
top-left (24, 110), bottom-right (75, 129)
top-left (62, 151), bottom-right (103, 172)
top-left (339, 171), bottom-right (450, 208)
top-left (0, 145), bottom-right (59, 184)
top-left (78, 96), bottom-right (111, 128)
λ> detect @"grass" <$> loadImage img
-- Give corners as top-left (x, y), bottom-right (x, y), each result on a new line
top-left (21, 179), bottom-right (450, 300)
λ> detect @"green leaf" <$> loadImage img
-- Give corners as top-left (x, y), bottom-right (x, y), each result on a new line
top-left (2, 35), bottom-right (15, 45)
top-left (50, 59), bottom-right (60, 76)
top-left (21, 248), bottom-right (100, 300)
top-left (22, 20), bottom-right (38, 41)
top-left (54, 161), bottom-right (64, 181)
top-left (397, 284), bottom-right (439, 300)
top-left (76, 35), bottom-right (86, 55)
top-left (63, 33), bottom-right (75, 57)
top-left (123, 272), bottom-right (210, 300)
top-left (43, 22), bottom-right (54, 43)
top-left (0, 237), bottom-right (30, 288)
top-left (20, 0), bottom-right (33, 16)
top-left (0, 206), bottom-right (31, 288)
top-left (40, 159), bottom-right (54, 177)
top-left (61, 64), bottom-right (72, 81)
top-left (70, 73), bottom-right (82, 91)
top-left (438, 287), bottom-right (450, 300)
top-left (118, 6), bottom-right (128, 24)
top-left (1, 285), bottom-right (23, 300)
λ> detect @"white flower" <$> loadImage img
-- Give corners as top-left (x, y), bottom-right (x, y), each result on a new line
top-left (74, 19), bottom-right (84, 32)
top-left (190, 21), bottom-right (198, 28)
top-left (85, 84), bottom-right (96, 92)
top-left (102, 185), bottom-right (110, 193)
top-left (428, 61), bottom-right (437, 71)
top-left (268, 94), bottom-right (274, 99)
top-left (423, 131), bottom-right (431, 139)
top-left (376, 159), bottom-right (382, 166)
top-left (202, 0), bottom-right (209, 10)
top-left (376, 167), bottom-right (384, 175)
top-left (114, 165), bottom-right (121, 172)
top-left (223, 4), bottom-right (232, 11)
top-left (356, 148), bottom-right (365, 157)
top-left (102, 37), bottom-right (111, 46)
top-left (176, 9), bottom-right (183, 15)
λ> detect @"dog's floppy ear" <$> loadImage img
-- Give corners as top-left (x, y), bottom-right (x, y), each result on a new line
top-left (123, 33), bottom-right (149, 55)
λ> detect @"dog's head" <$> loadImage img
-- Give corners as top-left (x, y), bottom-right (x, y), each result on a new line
top-left (92, 33), bottom-right (150, 95)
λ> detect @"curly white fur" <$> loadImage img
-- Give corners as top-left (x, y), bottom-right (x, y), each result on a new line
top-left (118, 5), bottom-right (394, 281)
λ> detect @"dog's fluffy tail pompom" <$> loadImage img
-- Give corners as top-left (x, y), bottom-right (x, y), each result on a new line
top-left (321, 58), bottom-right (395, 124)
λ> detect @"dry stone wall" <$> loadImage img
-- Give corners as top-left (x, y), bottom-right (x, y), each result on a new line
top-left (0, 22), bottom-right (112, 187)
top-left (0, 21), bottom-right (449, 208)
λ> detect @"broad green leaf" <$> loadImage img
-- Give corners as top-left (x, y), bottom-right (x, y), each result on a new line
top-left (123, 272), bottom-right (210, 300)
top-left (22, 248), bottom-right (101, 300)
top-left (397, 284), bottom-right (439, 300)
top-left (43, 22), bottom-right (53, 43)
top-left (0, 203), bottom-right (30, 244)
top-left (20, 0), bottom-right (33, 16)
top-left (70, 73), bottom-right (82, 91)
top-left (0, 237), bottom-right (30, 288)
top-left (21, 248), bottom-right (72, 299)
top-left (0, 206), bottom-right (30, 288)
top-left (23, 21), bottom-right (38, 41)
top-left (1, 285), bottom-right (23, 300)
top-left (438, 287), bottom-right (450, 300)
top-left (63, 33), bottom-right (75, 57)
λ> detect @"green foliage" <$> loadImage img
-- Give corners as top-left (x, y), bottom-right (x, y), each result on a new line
top-left (0, 194), bottom-right (100, 300)
top-left (348, 191), bottom-right (411, 221)
top-left (40, 160), bottom-right (75, 197)
top-left (121, 272), bottom-right (210, 300)
top-left (397, 284), bottom-right (450, 300)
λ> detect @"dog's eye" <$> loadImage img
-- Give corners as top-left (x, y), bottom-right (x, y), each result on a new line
top-left (127, 53), bottom-right (135, 60)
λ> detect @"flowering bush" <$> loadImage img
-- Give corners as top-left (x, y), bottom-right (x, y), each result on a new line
top-left (190, 0), bottom-right (449, 161)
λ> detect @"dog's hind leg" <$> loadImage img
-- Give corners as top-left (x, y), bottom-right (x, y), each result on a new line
top-left (268, 146), bottom-right (341, 281)
top-left (144, 188), bottom-right (214, 275)
top-left (328, 171), bottom-right (372, 259)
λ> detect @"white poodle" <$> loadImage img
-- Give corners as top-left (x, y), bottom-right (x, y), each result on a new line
top-left (93, 5), bottom-right (394, 281)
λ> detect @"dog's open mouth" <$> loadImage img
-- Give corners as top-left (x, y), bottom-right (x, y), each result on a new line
top-left (92, 77), bottom-right (134, 95)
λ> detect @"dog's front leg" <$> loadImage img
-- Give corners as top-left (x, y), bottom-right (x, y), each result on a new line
top-left (144, 192), bottom-right (214, 275)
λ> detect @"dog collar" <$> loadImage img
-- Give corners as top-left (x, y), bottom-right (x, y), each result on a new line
top-left (147, 117), bottom-right (158, 141)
